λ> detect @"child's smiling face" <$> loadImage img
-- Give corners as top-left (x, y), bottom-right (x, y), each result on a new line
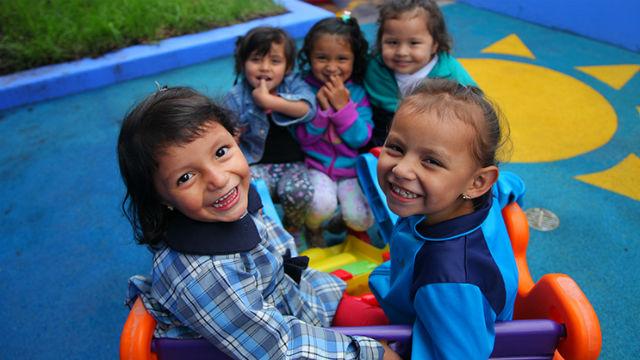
top-left (377, 105), bottom-right (479, 225)
top-left (153, 121), bottom-right (251, 223)
top-left (380, 10), bottom-right (438, 75)
top-left (243, 42), bottom-right (288, 92)
top-left (309, 33), bottom-right (354, 84)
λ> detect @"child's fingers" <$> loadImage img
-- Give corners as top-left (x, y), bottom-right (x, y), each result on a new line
top-left (324, 79), bottom-right (336, 93)
top-left (330, 75), bottom-right (344, 88)
top-left (317, 89), bottom-right (330, 110)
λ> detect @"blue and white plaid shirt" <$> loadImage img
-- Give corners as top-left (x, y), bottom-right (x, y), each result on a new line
top-left (128, 209), bottom-right (382, 359)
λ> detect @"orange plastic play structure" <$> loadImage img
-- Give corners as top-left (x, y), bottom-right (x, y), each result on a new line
top-left (501, 202), bottom-right (601, 360)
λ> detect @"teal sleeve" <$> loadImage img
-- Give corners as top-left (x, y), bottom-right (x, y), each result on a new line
top-left (493, 171), bottom-right (526, 208)
top-left (363, 55), bottom-right (400, 113)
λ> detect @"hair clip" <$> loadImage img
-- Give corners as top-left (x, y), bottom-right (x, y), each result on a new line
top-left (154, 81), bottom-right (168, 92)
top-left (339, 10), bottom-right (351, 23)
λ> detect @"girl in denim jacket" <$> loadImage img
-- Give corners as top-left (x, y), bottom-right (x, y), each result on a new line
top-left (224, 26), bottom-right (316, 246)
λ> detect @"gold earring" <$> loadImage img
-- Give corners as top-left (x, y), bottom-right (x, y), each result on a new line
top-left (461, 194), bottom-right (471, 200)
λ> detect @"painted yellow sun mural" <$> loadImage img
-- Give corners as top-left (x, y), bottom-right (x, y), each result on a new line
top-left (459, 34), bottom-right (639, 201)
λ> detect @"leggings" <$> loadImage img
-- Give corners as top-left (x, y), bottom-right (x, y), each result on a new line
top-left (250, 162), bottom-right (313, 231)
top-left (305, 169), bottom-right (374, 232)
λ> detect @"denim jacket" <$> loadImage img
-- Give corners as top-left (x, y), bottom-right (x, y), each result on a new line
top-left (224, 72), bottom-right (317, 164)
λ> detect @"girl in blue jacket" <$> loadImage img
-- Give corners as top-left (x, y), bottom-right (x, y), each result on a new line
top-left (369, 79), bottom-right (524, 359)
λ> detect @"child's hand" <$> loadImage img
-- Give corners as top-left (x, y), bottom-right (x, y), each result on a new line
top-left (380, 341), bottom-right (402, 360)
top-left (251, 79), bottom-right (274, 110)
top-left (324, 75), bottom-right (350, 111)
top-left (316, 86), bottom-right (331, 111)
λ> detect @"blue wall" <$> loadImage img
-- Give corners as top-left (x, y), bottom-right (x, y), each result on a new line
top-left (457, 0), bottom-right (639, 52)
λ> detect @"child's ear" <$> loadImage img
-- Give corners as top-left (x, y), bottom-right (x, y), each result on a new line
top-left (430, 40), bottom-right (439, 57)
top-left (465, 166), bottom-right (499, 199)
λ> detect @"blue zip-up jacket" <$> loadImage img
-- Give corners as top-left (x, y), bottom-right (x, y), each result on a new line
top-left (224, 73), bottom-right (317, 164)
top-left (369, 172), bottom-right (525, 360)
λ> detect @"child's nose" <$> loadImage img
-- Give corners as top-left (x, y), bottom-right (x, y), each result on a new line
top-left (397, 43), bottom-right (409, 55)
top-left (204, 167), bottom-right (228, 189)
top-left (392, 158), bottom-right (415, 180)
top-left (259, 59), bottom-right (271, 71)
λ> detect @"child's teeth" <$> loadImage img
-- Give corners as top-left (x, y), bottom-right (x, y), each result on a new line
top-left (213, 188), bottom-right (236, 208)
top-left (392, 184), bottom-right (418, 199)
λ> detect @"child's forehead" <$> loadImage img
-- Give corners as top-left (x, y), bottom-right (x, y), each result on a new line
top-left (250, 41), bottom-right (285, 56)
top-left (387, 7), bottom-right (429, 22)
top-left (312, 33), bottom-right (351, 49)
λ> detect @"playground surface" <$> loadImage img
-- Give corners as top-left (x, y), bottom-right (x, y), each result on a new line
top-left (0, 1), bottom-right (638, 359)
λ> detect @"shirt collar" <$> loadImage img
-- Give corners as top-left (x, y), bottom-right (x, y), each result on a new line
top-left (395, 53), bottom-right (439, 96)
top-left (413, 193), bottom-right (492, 240)
top-left (163, 184), bottom-right (263, 255)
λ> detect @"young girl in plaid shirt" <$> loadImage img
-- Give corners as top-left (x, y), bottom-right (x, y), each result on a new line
top-left (118, 87), bottom-right (399, 359)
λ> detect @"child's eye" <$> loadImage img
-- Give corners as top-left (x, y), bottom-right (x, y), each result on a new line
top-left (422, 158), bottom-right (442, 167)
top-left (177, 172), bottom-right (194, 186)
top-left (384, 40), bottom-right (398, 46)
top-left (384, 143), bottom-right (403, 155)
top-left (215, 146), bottom-right (230, 158)
top-left (411, 41), bottom-right (422, 46)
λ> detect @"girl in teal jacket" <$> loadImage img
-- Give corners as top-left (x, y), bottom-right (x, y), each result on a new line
top-left (364, 0), bottom-right (476, 148)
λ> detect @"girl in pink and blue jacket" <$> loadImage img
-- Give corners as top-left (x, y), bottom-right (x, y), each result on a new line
top-left (296, 15), bottom-right (374, 247)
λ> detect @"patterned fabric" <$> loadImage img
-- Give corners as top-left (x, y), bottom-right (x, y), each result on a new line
top-left (128, 210), bottom-right (383, 360)
top-left (250, 162), bottom-right (313, 232)
top-left (306, 169), bottom-right (373, 232)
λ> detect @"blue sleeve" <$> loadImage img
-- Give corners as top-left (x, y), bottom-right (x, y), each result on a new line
top-left (272, 73), bottom-right (317, 126)
top-left (493, 171), bottom-right (526, 208)
top-left (223, 88), bottom-right (244, 124)
top-left (335, 85), bottom-right (373, 149)
top-left (412, 283), bottom-right (496, 360)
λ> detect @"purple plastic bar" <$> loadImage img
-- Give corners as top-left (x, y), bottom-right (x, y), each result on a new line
top-left (332, 324), bottom-right (412, 342)
top-left (152, 320), bottom-right (564, 360)
top-left (492, 319), bottom-right (564, 359)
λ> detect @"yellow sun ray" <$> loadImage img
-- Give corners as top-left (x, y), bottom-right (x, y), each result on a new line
top-left (575, 154), bottom-right (640, 201)
top-left (575, 64), bottom-right (639, 90)
top-left (481, 34), bottom-right (535, 59)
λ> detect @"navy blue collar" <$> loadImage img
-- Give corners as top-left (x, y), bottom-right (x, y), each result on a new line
top-left (415, 194), bottom-right (492, 240)
top-left (164, 185), bottom-right (263, 255)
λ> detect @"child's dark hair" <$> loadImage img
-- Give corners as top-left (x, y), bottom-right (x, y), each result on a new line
top-left (117, 87), bottom-right (237, 246)
top-left (376, 0), bottom-right (451, 55)
top-left (400, 79), bottom-right (510, 168)
top-left (298, 16), bottom-right (369, 83)
top-left (233, 26), bottom-right (297, 76)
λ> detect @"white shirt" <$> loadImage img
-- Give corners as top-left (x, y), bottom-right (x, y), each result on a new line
top-left (395, 54), bottom-right (439, 97)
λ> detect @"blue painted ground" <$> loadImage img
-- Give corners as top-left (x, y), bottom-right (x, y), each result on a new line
top-left (0, 3), bottom-right (638, 359)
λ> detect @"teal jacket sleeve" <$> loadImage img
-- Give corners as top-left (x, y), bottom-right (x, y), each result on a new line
top-left (493, 171), bottom-right (526, 208)
top-left (363, 55), bottom-right (400, 113)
